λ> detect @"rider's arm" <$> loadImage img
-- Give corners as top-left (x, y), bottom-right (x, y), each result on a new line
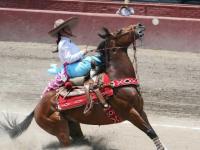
top-left (64, 48), bottom-right (84, 64)
top-left (59, 43), bottom-right (85, 64)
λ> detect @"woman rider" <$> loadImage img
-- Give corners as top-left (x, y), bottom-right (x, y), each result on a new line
top-left (42, 17), bottom-right (102, 96)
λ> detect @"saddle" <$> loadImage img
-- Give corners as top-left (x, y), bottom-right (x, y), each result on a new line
top-left (56, 59), bottom-right (139, 119)
top-left (69, 76), bottom-right (85, 86)
top-left (56, 72), bottom-right (112, 112)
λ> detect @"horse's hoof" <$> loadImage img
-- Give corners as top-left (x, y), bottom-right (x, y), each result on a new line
top-left (157, 146), bottom-right (165, 150)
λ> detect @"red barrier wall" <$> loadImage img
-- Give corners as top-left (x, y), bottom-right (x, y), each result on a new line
top-left (0, 0), bottom-right (200, 19)
top-left (0, 8), bottom-right (200, 52)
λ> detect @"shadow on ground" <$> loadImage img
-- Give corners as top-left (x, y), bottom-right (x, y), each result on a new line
top-left (43, 136), bottom-right (117, 150)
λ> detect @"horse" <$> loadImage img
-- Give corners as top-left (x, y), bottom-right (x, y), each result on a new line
top-left (0, 23), bottom-right (167, 150)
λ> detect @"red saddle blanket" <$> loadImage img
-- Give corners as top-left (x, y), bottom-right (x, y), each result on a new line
top-left (57, 74), bottom-right (113, 111)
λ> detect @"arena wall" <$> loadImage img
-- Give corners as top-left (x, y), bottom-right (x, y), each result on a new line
top-left (0, 0), bottom-right (200, 19)
top-left (0, 8), bottom-right (200, 52)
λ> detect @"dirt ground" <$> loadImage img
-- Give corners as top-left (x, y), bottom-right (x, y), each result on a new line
top-left (0, 41), bottom-right (199, 150)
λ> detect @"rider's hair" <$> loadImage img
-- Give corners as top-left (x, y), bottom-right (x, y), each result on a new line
top-left (52, 33), bottom-right (61, 53)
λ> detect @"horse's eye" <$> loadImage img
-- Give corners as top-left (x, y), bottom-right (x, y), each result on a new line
top-left (112, 48), bottom-right (116, 53)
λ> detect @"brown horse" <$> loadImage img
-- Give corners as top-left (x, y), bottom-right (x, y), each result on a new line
top-left (0, 24), bottom-right (167, 150)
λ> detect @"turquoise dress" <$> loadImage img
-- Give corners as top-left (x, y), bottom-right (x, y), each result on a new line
top-left (66, 55), bottom-right (102, 77)
top-left (48, 55), bottom-right (102, 77)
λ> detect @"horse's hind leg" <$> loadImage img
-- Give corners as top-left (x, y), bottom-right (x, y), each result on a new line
top-left (34, 94), bottom-right (71, 146)
top-left (51, 112), bottom-right (71, 146)
top-left (68, 120), bottom-right (84, 140)
top-left (127, 108), bottom-right (167, 150)
top-left (35, 111), bottom-right (71, 146)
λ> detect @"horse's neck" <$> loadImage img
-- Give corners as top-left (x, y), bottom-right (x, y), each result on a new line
top-left (106, 51), bottom-right (136, 80)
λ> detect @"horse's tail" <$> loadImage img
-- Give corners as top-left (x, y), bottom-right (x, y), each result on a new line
top-left (0, 110), bottom-right (34, 138)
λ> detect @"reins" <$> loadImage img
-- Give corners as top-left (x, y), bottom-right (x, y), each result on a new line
top-left (132, 28), bottom-right (139, 82)
top-left (87, 26), bottom-right (142, 86)
top-left (87, 46), bottom-right (126, 53)
top-left (131, 26), bottom-right (145, 94)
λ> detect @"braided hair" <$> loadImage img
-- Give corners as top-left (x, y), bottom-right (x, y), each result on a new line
top-left (52, 33), bottom-right (61, 53)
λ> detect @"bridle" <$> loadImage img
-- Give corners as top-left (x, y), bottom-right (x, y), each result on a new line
top-left (88, 25), bottom-right (144, 81)
top-left (113, 25), bottom-right (137, 48)
top-left (102, 25), bottom-right (141, 81)
top-left (113, 25), bottom-right (144, 82)
top-left (89, 25), bottom-right (138, 52)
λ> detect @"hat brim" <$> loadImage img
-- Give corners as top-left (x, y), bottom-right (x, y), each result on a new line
top-left (48, 17), bottom-right (79, 37)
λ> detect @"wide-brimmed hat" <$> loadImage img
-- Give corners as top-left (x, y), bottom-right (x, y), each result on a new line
top-left (48, 17), bottom-right (79, 37)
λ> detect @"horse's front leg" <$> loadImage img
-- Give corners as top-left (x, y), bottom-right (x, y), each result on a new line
top-left (112, 88), bottom-right (168, 150)
top-left (141, 110), bottom-right (169, 150)
top-left (127, 107), bottom-right (167, 150)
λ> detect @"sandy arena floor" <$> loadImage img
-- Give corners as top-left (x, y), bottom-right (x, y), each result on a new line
top-left (0, 41), bottom-right (199, 150)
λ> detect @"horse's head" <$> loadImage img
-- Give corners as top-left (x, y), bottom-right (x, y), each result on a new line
top-left (98, 23), bottom-right (145, 48)
top-left (96, 24), bottom-right (145, 74)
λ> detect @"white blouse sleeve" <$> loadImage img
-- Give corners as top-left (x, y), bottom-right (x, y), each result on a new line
top-left (59, 44), bottom-right (84, 64)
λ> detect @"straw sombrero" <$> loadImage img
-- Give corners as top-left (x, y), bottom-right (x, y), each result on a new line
top-left (48, 17), bottom-right (79, 37)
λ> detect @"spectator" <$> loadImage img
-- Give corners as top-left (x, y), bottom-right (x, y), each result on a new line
top-left (116, 5), bottom-right (135, 16)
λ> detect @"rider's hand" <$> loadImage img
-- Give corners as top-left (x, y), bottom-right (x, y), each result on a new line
top-left (82, 48), bottom-right (88, 55)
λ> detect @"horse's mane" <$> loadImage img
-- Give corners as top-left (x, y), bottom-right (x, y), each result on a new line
top-left (95, 40), bottom-right (107, 74)
top-left (97, 40), bottom-right (106, 52)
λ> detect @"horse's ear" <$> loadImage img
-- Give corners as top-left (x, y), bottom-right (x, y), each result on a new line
top-left (98, 33), bottom-right (106, 39)
top-left (102, 27), bottom-right (112, 35)
top-left (98, 27), bottom-right (113, 39)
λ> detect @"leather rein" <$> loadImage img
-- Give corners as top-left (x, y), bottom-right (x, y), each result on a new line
top-left (87, 26), bottom-right (141, 88)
